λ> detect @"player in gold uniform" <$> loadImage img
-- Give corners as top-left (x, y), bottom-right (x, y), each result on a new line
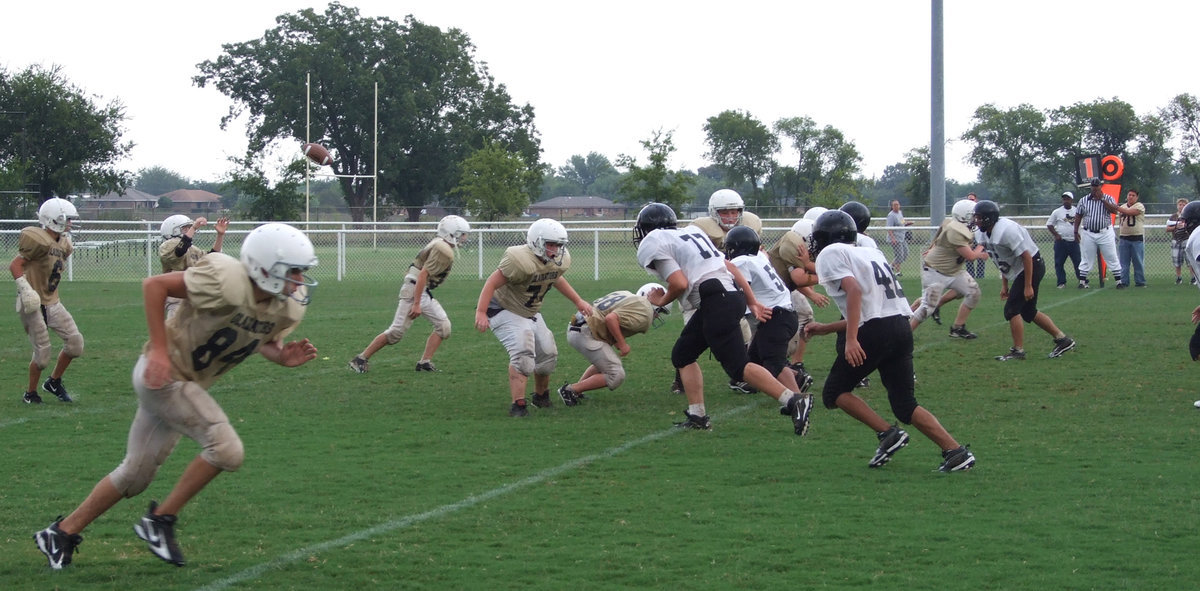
top-left (558, 287), bottom-right (662, 405)
top-left (33, 223), bottom-right (319, 569)
top-left (910, 200), bottom-right (988, 338)
top-left (11, 198), bottom-right (82, 403)
top-left (475, 218), bottom-right (592, 416)
top-left (350, 215), bottom-right (470, 373)
top-left (158, 214), bottom-right (229, 318)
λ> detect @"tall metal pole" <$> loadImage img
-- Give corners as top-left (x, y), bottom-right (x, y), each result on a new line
top-left (930, 0), bottom-right (946, 224)
top-left (305, 72), bottom-right (311, 227)
top-left (373, 82), bottom-right (379, 249)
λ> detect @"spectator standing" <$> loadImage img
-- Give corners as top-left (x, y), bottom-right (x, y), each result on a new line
top-left (886, 200), bottom-right (913, 276)
top-left (1116, 189), bottom-right (1146, 288)
top-left (1046, 192), bottom-right (1082, 289)
top-left (1168, 198), bottom-right (1195, 285)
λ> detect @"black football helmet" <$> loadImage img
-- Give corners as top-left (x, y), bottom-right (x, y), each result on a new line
top-left (723, 225), bottom-right (761, 259)
top-left (633, 203), bottom-right (677, 244)
top-left (1183, 201), bottom-right (1200, 236)
top-left (810, 210), bottom-right (858, 258)
top-left (839, 201), bottom-right (871, 233)
top-left (973, 200), bottom-right (1000, 233)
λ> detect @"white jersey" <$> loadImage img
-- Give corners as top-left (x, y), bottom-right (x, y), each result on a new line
top-left (975, 218), bottom-right (1039, 282)
top-left (816, 243), bottom-right (912, 326)
top-left (856, 233), bottom-right (880, 250)
top-left (731, 251), bottom-right (792, 310)
top-left (636, 227), bottom-right (733, 310)
top-left (1186, 231), bottom-right (1200, 288)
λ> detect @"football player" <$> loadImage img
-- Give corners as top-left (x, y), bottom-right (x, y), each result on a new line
top-left (633, 203), bottom-right (810, 434)
top-left (34, 223), bottom-right (319, 569)
top-left (557, 285), bottom-right (664, 405)
top-left (972, 200), bottom-right (1076, 361)
top-left (350, 215), bottom-right (470, 374)
top-left (11, 198), bottom-right (83, 404)
top-left (1174, 201), bottom-right (1200, 408)
top-left (475, 218), bottom-right (592, 417)
top-left (766, 218), bottom-right (827, 393)
top-left (158, 214), bottom-right (229, 318)
top-left (804, 210), bottom-right (975, 471)
top-left (909, 199), bottom-right (988, 338)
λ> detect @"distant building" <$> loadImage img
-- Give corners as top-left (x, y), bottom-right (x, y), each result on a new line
top-left (159, 189), bottom-right (224, 214)
top-left (527, 196), bottom-right (629, 218)
top-left (83, 188), bottom-right (159, 211)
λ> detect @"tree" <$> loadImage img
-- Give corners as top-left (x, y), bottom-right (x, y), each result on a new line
top-left (773, 116), bottom-right (862, 207)
top-left (899, 147), bottom-right (932, 207)
top-left (451, 141), bottom-right (538, 221)
top-left (557, 152), bottom-right (618, 194)
top-left (0, 64), bottom-right (132, 201)
top-left (615, 129), bottom-right (695, 213)
top-left (194, 3), bottom-right (540, 222)
top-left (703, 110), bottom-right (778, 198)
top-left (1162, 93), bottom-right (1200, 194)
top-left (226, 157), bottom-right (305, 221)
top-left (135, 166), bottom-right (191, 195)
top-left (960, 103), bottom-right (1048, 206)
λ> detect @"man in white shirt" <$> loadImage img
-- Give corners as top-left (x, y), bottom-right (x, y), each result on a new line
top-left (1046, 192), bottom-right (1081, 289)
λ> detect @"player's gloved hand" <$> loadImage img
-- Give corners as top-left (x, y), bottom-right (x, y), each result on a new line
top-left (15, 276), bottom-right (40, 314)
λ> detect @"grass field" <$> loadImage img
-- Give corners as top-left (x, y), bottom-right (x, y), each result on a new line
top-left (3, 269), bottom-right (1199, 590)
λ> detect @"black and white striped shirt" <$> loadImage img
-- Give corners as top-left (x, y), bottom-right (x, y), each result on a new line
top-left (1077, 194), bottom-right (1115, 232)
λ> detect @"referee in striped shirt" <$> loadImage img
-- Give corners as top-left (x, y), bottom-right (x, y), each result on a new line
top-left (1072, 179), bottom-right (1138, 289)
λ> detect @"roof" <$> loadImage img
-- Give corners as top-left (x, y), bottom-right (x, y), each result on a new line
top-left (89, 188), bottom-right (159, 202)
top-left (160, 189), bottom-right (223, 203)
top-left (529, 196), bottom-right (625, 209)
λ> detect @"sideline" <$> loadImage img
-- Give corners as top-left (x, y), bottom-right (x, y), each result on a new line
top-left (195, 401), bottom-right (766, 591)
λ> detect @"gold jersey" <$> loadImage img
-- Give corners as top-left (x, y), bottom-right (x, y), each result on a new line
top-left (18, 226), bottom-right (73, 306)
top-left (766, 231), bottom-right (809, 291)
top-left (408, 238), bottom-right (456, 289)
top-left (491, 245), bottom-right (572, 318)
top-left (159, 237), bottom-right (206, 273)
top-left (583, 290), bottom-right (653, 345)
top-left (689, 212), bottom-right (763, 250)
top-left (923, 219), bottom-right (973, 275)
top-left (154, 253), bottom-right (306, 389)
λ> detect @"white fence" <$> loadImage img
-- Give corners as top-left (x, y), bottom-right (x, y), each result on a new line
top-left (0, 217), bottom-right (1185, 283)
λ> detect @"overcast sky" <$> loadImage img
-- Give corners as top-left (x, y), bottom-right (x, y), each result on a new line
top-left (4, 1), bottom-right (1196, 188)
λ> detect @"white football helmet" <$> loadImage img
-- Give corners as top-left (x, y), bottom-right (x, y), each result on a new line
top-left (240, 223), bottom-right (319, 305)
top-left (951, 199), bottom-right (977, 226)
top-left (636, 282), bottom-right (670, 327)
top-left (160, 214), bottom-right (194, 240)
top-left (708, 189), bottom-right (744, 230)
top-left (526, 218), bottom-right (569, 264)
top-left (791, 219), bottom-right (815, 242)
top-left (38, 198), bottom-right (79, 233)
top-left (436, 215), bottom-right (471, 246)
top-left (802, 206), bottom-right (828, 222)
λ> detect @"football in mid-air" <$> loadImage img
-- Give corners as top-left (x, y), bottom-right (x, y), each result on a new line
top-left (302, 142), bottom-right (332, 166)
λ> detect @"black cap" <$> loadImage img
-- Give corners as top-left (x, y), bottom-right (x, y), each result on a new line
top-left (1090, 178), bottom-right (1103, 187)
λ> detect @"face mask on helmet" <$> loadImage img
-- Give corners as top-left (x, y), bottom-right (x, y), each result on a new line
top-left (636, 282), bottom-right (670, 328)
top-left (633, 203), bottom-right (678, 244)
top-left (240, 223), bottom-right (320, 305)
top-left (973, 200), bottom-right (1001, 233)
top-left (437, 215), bottom-right (471, 246)
top-left (708, 189), bottom-right (744, 231)
top-left (527, 218), bottom-right (569, 264)
top-left (160, 214), bottom-right (195, 239)
top-left (38, 198), bottom-right (79, 234)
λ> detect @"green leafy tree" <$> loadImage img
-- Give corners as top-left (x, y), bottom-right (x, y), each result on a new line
top-left (961, 103), bottom-right (1048, 206)
top-left (615, 129), bottom-right (695, 212)
top-left (194, 3), bottom-right (540, 223)
top-left (558, 153), bottom-right (619, 194)
top-left (226, 157), bottom-right (305, 221)
top-left (452, 141), bottom-right (537, 221)
top-left (773, 116), bottom-right (862, 207)
top-left (703, 110), bottom-right (778, 198)
top-left (0, 64), bottom-right (132, 201)
top-left (1162, 93), bottom-right (1200, 194)
top-left (136, 166), bottom-right (191, 195)
top-left (1049, 98), bottom-right (1170, 200)
top-left (900, 146), bottom-right (932, 207)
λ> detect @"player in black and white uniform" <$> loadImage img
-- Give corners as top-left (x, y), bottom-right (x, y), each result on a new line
top-left (633, 203), bottom-right (810, 434)
top-left (726, 226), bottom-right (813, 431)
top-left (804, 210), bottom-right (975, 472)
top-left (972, 200), bottom-right (1075, 361)
top-left (1175, 202), bottom-right (1200, 407)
